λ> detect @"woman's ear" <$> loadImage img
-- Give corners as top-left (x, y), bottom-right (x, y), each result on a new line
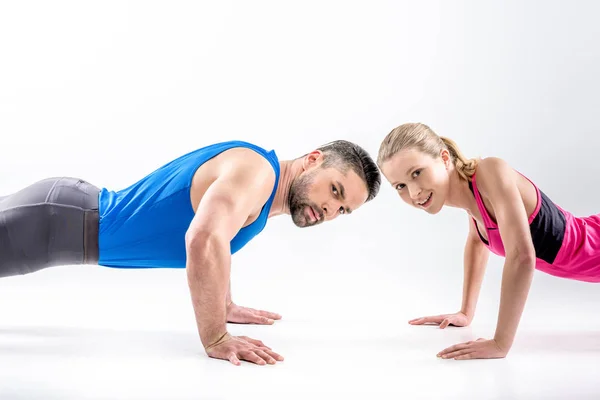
top-left (440, 148), bottom-right (451, 169)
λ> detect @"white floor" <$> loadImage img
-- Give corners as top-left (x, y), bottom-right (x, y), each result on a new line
top-left (1, 248), bottom-right (599, 400)
top-left (2, 0), bottom-right (600, 398)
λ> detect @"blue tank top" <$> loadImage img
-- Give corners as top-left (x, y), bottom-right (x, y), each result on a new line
top-left (97, 141), bottom-right (280, 269)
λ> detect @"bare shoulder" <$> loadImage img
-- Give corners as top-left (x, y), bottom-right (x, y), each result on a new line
top-left (475, 157), bottom-right (538, 217)
top-left (476, 156), bottom-right (512, 175)
top-left (475, 157), bottom-right (516, 194)
top-left (218, 147), bottom-right (276, 178)
top-left (216, 148), bottom-right (277, 198)
top-left (190, 146), bottom-right (277, 214)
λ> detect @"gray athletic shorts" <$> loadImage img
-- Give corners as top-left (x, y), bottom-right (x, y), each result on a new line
top-left (0, 177), bottom-right (100, 278)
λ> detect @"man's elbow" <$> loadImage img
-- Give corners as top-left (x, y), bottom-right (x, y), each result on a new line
top-left (185, 228), bottom-right (228, 267)
top-left (185, 227), bottom-right (210, 250)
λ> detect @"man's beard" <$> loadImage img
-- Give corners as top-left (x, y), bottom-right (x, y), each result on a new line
top-left (287, 171), bottom-right (322, 228)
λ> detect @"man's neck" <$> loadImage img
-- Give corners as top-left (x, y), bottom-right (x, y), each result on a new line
top-left (269, 158), bottom-right (304, 217)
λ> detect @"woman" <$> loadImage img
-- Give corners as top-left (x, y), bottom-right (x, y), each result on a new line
top-left (377, 122), bottom-right (600, 360)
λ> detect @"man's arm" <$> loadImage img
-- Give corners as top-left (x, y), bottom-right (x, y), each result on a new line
top-left (226, 280), bottom-right (232, 308)
top-left (184, 152), bottom-right (280, 365)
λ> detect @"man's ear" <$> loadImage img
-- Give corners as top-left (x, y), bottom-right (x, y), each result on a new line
top-left (302, 150), bottom-right (324, 171)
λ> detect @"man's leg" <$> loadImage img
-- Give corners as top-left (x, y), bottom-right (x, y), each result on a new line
top-left (0, 177), bottom-right (100, 278)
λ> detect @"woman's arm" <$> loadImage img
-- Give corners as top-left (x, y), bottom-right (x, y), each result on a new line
top-left (460, 217), bottom-right (491, 323)
top-left (408, 217), bottom-right (490, 329)
top-left (478, 158), bottom-right (536, 351)
top-left (438, 157), bottom-right (536, 360)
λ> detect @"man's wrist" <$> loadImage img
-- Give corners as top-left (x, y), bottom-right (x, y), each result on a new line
top-left (205, 331), bottom-right (231, 351)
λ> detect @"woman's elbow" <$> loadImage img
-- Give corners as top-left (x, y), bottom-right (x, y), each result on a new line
top-left (508, 245), bottom-right (536, 270)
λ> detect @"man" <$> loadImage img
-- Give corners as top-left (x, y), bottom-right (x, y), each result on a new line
top-left (0, 139), bottom-right (381, 366)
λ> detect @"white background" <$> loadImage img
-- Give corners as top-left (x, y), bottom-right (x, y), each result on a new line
top-left (1, 1), bottom-right (600, 399)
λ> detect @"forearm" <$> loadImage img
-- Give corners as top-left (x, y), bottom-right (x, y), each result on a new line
top-left (460, 240), bottom-right (489, 321)
top-left (493, 253), bottom-right (535, 350)
top-left (226, 280), bottom-right (232, 307)
top-left (186, 232), bottom-right (231, 349)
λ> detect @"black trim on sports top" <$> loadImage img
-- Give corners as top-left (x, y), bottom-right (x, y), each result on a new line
top-left (468, 181), bottom-right (566, 264)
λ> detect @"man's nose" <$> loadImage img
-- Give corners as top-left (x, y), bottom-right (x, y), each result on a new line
top-left (322, 201), bottom-right (341, 221)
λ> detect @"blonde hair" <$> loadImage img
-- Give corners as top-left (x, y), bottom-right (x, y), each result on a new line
top-left (377, 122), bottom-right (479, 181)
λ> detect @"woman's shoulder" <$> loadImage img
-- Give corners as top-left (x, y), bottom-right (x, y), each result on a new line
top-left (476, 156), bottom-right (509, 172)
top-left (474, 157), bottom-right (540, 210)
top-left (473, 157), bottom-right (521, 194)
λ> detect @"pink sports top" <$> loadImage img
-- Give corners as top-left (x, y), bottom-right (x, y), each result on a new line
top-left (469, 172), bottom-right (600, 283)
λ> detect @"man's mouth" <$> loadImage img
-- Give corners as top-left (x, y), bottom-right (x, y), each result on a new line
top-left (307, 206), bottom-right (319, 223)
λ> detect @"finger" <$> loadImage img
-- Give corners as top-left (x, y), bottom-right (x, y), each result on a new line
top-left (239, 313), bottom-right (275, 325)
top-left (261, 348), bottom-right (284, 362)
top-left (454, 354), bottom-right (476, 360)
top-left (441, 348), bottom-right (474, 359)
top-left (437, 343), bottom-right (470, 357)
top-left (257, 316), bottom-right (276, 325)
top-left (409, 316), bottom-right (441, 325)
top-left (253, 309), bottom-right (282, 320)
top-left (239, 350), bottom-right (267, 366)
top-left (228, 352), bottom-right (241, 366)
top-left (240, 336), bottom-right (271, 350)
top-left (439, 319), bottom-right (450, 329)
top-left (255, 349), bottom-right (277, 365)
top-left (248, 313), bottom-right (275, 325)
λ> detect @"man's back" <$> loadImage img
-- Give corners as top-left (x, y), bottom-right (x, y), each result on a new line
top-left (97, 141), bottom-right (280, 269)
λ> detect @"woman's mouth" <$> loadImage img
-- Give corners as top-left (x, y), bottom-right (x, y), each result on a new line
top-left (416, 192), bottom-right (433, 208)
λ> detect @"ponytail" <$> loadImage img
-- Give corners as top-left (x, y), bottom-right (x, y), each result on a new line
top-left (440, 136), bottom-right (478, 181)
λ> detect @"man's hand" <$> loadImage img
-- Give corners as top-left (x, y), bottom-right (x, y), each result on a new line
top-left (205, 333), bottom-right (284, 366)
top-left (227, 302), bottom-right (282, 325)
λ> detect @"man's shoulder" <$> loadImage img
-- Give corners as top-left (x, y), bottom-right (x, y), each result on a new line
top-left (208, 140), bottom-right (276, 159)
top-left (189, 140), bottom-right (279, 204)
top-left (211, 145), bottom-right (279, 217)
top-left (210, 141), bottom-right (278, 177)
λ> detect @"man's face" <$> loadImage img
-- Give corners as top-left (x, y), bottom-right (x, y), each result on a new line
top-left (289, 152), bottom-right (369, 227)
